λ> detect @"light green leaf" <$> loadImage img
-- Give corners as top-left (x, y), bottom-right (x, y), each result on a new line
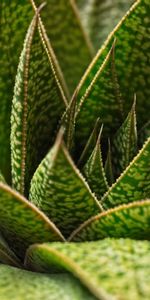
top-left (0, 264), bottom-right (96, 300)
top-left (69, 200), bottom-right (150, 241)
top-left (11, 11), bottom-right (67, 196)
top-left (29, 130), bottom-right (102, 237)
top-left (0, 182), bottom-right (65, 259)
top-left (76, 0), bottom-right (134, 49)
top-left (31, 0), bottom-right (93, 94)
top-left (0, 1), bottom-right (33, 181)
top-left (75, 0), bottom-right (150, 152)
top-left (25, 238), bottom-right (150, 300)
top-left (0, 234), bottom-right (21, 268)
top-left (112, 101), bottom-right (137, 177)
top-left (101, 137), bottom-right (150, 209)
top-left (83, 127), bottom-right (109, 199)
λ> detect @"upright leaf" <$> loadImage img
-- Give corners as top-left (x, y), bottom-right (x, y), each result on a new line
top-left (101, 137), bottom-right (150, 209)
top-left (104, 140), bottom-right (114, 185)
top-left (76, 0), bottom-right (134, 49)
top-left (0, 265), bottom-right (96, 300)
top-left (31, 0), bottom-right (93, 94)
top-left (29, 130), bottom-right (102, 237)
top-left (11, 11), bottom-right (67, 196)
top-left (26, 238), bottom-right (150, 300)
top-left (0, 182), bottom-right (65, 259)
top-left (69, 200), bottom-right (150, 241)
top-left (75, 0), bottom-right (150, 152)
top-left (0, 0), bottom-right (33, 181)
top-left (83, 127), bottom-right (109, 199)
top-left (112, 101), bottom-right (137, 177)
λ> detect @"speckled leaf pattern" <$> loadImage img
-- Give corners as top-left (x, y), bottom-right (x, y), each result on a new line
top-left (25, 238), bottom-right (150, 300)
top-left (0, 182), bottom-right (65, 259)
top-left (112, 102), bottom-right (137, 177)
top-left (69, 200), bottom-right (150, 241)
top-left (83, 128), bottom-right (108, 199)
top-left (0, 264), bottom-right (96, 300)
top-left (31, 0), bottom-right (93, 94)
top-left (30, 130), bottom-right (102, 237)
top-left (0, 234), bottom-right (21, 268)
top-left (75, 0), bottom-right (150, 153)
top-left (0, 1), bottom-right (33, 181)
top-left (11, 12), bottom-right (67, 196)
top-left (76, 0), bottom-right (134, 49)
top-left (101, 137), bottom-right (150, 209)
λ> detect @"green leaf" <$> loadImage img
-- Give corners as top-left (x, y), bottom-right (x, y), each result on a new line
top-left (25, 238), bottom-right (150, 300)
top-left (76, 0), bottom-right (134, 49)
top-left (69, 200), bottom-right (150, 241)
top-left (0, 234), bottom-right (21, 268)
top-left (104, 140), bottom-right (114, 185)
top-left (0, 171), bottom-right (5, 183)
top-left (112, 100), bottom-right (137, 177)
top-left (101, 137), bottom-right (150, 209)
top-left (75, 0), bottom-right (150, 152)
top-left (139, 120), bottom-right (150, 147)
top-left (0, 1), bottom-right (33, 181)
top-left (83, 127), bottom-right (109, 199)
top-left (0, 264), bottom-right (96, 300)
top-left (11, 11), bottom-right (67, 196)
top-left (31, 0), bottom-right (93, 94)
top-left (29, 130), bottom-right (102, 237)
top-left (0, 182), bottom-right (65, 259)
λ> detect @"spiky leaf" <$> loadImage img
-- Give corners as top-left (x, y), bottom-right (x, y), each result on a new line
top-left (11, 12), bottom-right (67, 196)
top-left (69, 200), bottom-right (150, 241)
top-left (26, 238), bottom-right (150, 300)
top-left (30, 131), bottom-right (102, 237)
top-left (31, 0), bottom-right (93, 94)
top-left (0, 264), bottom-right (96, 300)
top-left (101, 137), bottom-right (150, 209)
top-left (0, 182), bottom-right (64, 259)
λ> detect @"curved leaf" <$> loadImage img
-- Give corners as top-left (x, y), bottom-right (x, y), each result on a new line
top-left (0, 264), bottom-right (96, 300)
top-left (0, 234), bottom-right (21, 268)
top-left (0, 0), bottom-right (33, 181)
top-left (75, 0), bottom-right (150, 152)
top-left (69, 200), bottom-right (150, 241)
top-left (0, 182), bottom-right (65, 259)
top-left (29, 130), bottom-right (102, 237)
top-left (11, 11), bottom-right (67, 195)
top-left (101, 137), bottom-right (150, 209)
top-left (25, 238), bottom-right (150, 300)
top-left (31, 0), bottom-right (93, 94)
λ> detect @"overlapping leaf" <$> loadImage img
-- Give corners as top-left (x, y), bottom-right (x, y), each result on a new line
top-left (0, 182), bottom-right (65, 259)
top-left (0, 264), bottom-right (96, 300)
top-left (31, 0), bottom-right (93, 94)
top-left (0, 234), bottom-right (21, 268)
top-left (30, 130), bottom-right (102, 237)
top-left (0, 1), bottom-right (33, 181)
top-left (101, 137), bottom-right (150, 209)
top-left (76, 0), bottom-right (134, 49)
top-left (75, 0), bottom-right (150, 153)
top-left (69, 200), bottom-right (150, 241)
top-left (25, 238), bottom-right (150, 300)
top-left (11, 11), bottom-right (67, 196)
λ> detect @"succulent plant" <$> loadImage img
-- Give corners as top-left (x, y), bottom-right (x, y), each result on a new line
top-left (0, 0), bottom-right (150, 299)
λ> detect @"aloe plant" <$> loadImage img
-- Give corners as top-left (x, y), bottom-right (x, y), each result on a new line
top-left (0, 0), bottom-right (150, 299)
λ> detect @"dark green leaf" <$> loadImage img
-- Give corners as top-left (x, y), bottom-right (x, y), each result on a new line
top-left (31, 0), bottom-right (93, 94)
top-left (101, 137), bottom-right (150, 209)
top-left (104, 140), bottom-right (114, 185)
top-left (11, 11), bottom-right (67, 196)
top-left (0, 0), bottom-right (33, 181)
top-left (0, 182), bottom-right (65, 259)
top-left (83, 127), bottom-right (109, 199)
top-left (29, 130), bottom-right (102, 237)
top-left (25, 238), bottom-right (150, 300)
top-left (0, 234), bottom-right (21, 268)
top-left (69, 200), bottom-right (150, 241)
top-left (0, 264), bottom-right (96, 300)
